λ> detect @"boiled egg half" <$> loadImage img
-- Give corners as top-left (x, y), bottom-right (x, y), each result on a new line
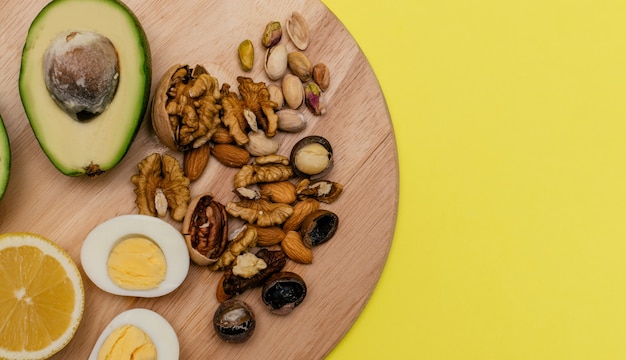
top-left (88, 308), bottom-right (179, 360)
top-left (81, 214), bottom-right (189, 297)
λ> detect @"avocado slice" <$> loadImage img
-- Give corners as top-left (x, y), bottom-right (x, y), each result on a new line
top-left (0, 115), bottom-right (10, 199)
top-left (19, 0), bottom-right (151, 176)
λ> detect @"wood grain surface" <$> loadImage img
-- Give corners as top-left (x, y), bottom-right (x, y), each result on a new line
top-left (0, 0), bottom-right (398, 358)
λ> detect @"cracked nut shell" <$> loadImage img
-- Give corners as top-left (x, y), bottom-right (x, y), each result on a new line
top-left (182, 193), bottom-right (228, 265)
top-left (213, 299), bottom-right (256, 343)
top-left (261, 271), bottom-right (307, 315)
top-left (290, 135), bottom-right (333, 179)
top-left (300, 209), bottom-right (339, 247)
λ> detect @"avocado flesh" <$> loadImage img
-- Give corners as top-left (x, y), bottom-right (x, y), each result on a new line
top-left (19, 0), bottom-right (151, 176)
top-left (0, 115), bottom-right (10, 199)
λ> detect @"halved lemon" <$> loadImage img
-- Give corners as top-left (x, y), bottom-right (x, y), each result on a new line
top-left (0, 232), bottom-right (84, 359)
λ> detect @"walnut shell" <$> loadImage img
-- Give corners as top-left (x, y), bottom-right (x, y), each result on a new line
top-left (182, 192), bottom-right (229, 265)
top-left (152, 63), bottom-right (229, 152)
top-left (152, 63), bottom-right (184, 151)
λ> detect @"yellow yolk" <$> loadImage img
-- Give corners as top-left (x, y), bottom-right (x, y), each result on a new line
top-left (107, 237), bottom-right (166, 290)
top-left (97, 324), bottom-right (157, 360)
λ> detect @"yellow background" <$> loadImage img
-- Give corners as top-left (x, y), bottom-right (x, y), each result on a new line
top-left (323, 0), bottom-right (626, 359)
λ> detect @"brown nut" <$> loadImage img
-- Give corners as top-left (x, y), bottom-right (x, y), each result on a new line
top-left (183, 143), bottom-right (210, 181)
top-left (211, 144), bottom-right (251, 168)
top-left (281, 231), bottom-right (313, 264)
top-left (260, 181), bottom-right (297, 204)
top-left (252, 226), bottom-right (286, 246)
top-left (282, 198), bottom-right (320, 232)
top-left (211, 125), bottom-right (235, 144)
top-left (182, 193), bottom-right (229, 265)
top-left (312, 63), bottom-right (330, 91)
top-left (152, 64), bottom-right (223, 151)
top-left (300, 209), bottom-right (339, 248)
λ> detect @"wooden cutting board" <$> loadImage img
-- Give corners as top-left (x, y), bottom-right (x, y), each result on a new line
top-left (0, 0), bottom-right (398, 358)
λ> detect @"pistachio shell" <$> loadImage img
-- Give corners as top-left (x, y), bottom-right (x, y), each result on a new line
top-left (282, 74), bottom-right (304, 110)
top-left (268, 84), bottom-right (284, 109)
top-left (264, 44), bottom-right (288, 81)
top-left (288, 51), bottom-right (312, 82)
top-left (276, 109), bottom-right (306, 132)
top-left (286, 12), bottom-right (309, 51)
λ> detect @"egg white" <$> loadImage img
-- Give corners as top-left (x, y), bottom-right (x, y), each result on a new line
top-left (80, 214), bottom-right (189, 297)
top-left (88, 308), bottom-right (179, 360)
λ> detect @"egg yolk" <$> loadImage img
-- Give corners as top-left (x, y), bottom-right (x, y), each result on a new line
top-left (107, 237), bottom-right (166, 290)
top-left (97, 324), bottom-right (157, 360)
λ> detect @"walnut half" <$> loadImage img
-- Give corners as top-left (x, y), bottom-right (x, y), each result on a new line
top-left (131, 153), bottom-right (191, 221)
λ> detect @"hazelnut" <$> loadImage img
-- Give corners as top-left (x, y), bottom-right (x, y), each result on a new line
top-left (213, 299), bottom-right (256, 343)
top-left (290, 135), bottom-right (333, 178)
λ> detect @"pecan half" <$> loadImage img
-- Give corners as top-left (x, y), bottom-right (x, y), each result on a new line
top-left (182, 193), bottom-right (228, 265)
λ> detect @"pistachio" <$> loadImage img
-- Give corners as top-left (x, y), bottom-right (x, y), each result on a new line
top-left (244, 130), bottom-right (280, 157)
top-left (287, 51), bottom-right (312, 82)
top-left (276, 109), bottom-right (306, 132)
top-left (304, 82), bottom-right (326, 116)
top-left (264, 44), bottom-right (288, 81)
top-left (312, 63), bottom-right (330, 91)
top-left (268, 84), bottom-right (284, 109)
top-left (286, 12), bottom-right (309, 51)
top-left (282, 74), bottom-right (304, 109)
top-left (238, 39), bottom-right (254, 72)
top-left (262, 21), bottom-right (282, 48)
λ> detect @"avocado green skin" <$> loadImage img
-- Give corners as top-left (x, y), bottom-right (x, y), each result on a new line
top-left (19, 0), bottom-right (152, 177)
top-left (0, 115), bottom-right (10, 200)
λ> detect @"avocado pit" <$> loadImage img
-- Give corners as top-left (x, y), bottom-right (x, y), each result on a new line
top-left (43, 31), bottom-right (119, 121)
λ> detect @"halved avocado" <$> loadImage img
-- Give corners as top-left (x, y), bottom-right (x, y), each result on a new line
top-left (19, 0), bottom-right (151, 176)
top-left (0, 115), bottom-right (10, 199)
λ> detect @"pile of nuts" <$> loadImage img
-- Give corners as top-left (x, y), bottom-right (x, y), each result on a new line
top-left (129, 11), bottom-right (344, 344)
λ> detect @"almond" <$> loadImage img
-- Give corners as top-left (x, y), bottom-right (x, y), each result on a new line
top-left (211, 125), bottom-right (235, 144)
top-left (183, 143), bottom-right (211, 181)
top-left (211, 144), bottom-right (251, 168)
top-left (281, 231), bottom-right (313, 264)
top-left (260, 181), bottom-right (297, 204)
top-left (282, 198), bottom-right (320, 231)
top-left (252, 226), bottom-right (286, 246)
